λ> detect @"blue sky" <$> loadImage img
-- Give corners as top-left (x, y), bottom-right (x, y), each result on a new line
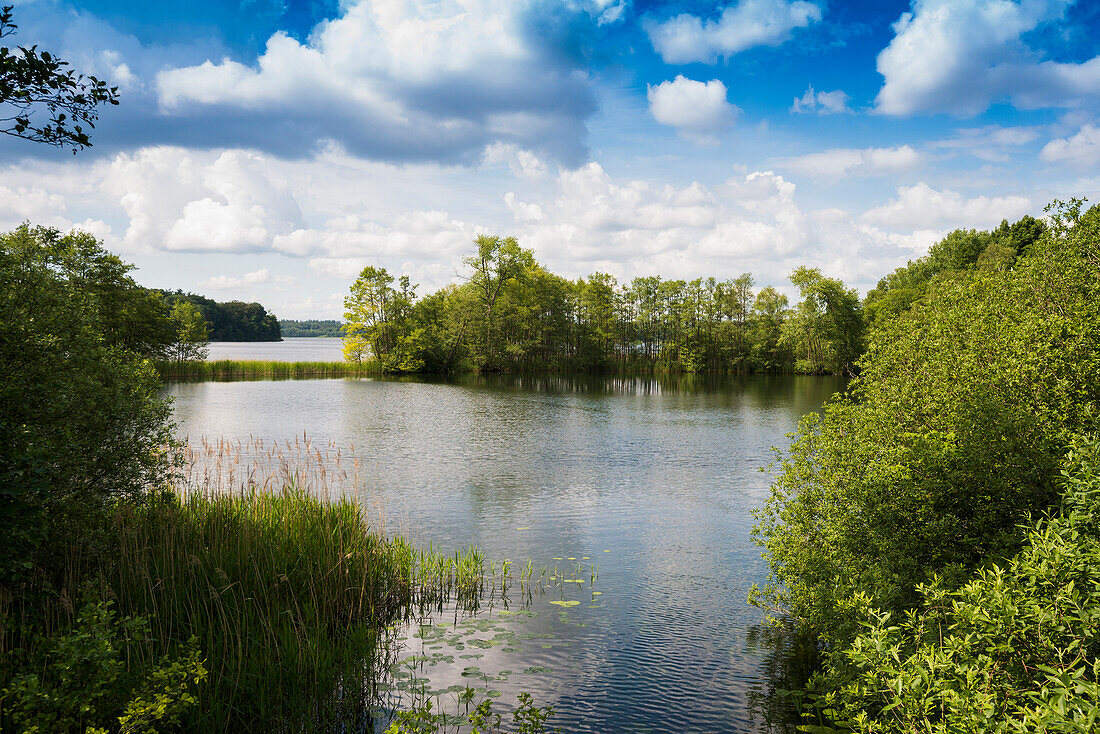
top-left (3, 0), bottom-right (1099, 318)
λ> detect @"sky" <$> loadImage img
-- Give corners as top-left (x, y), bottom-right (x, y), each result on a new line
top-left (3, 0), bottom-right (1100, 319)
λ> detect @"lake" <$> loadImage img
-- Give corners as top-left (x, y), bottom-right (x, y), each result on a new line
top-left (165, 372), bottom-right (841, 733)
top-left (206, 336), bottom-right (345, 361)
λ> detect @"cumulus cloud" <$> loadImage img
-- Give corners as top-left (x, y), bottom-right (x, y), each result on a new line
top-left (102, 147), bottom-right (303, 254)
top-left (861, 183), bottom-right (1032, 231)
top-left (773, 145), bottom-right (922, 178)
top-left (646, 0), bottom-right (822, 64)
top-left (647, 76), bottom-right (740, 144)
top-left (875, 0), bottom-right (1100, 117)
top-left (495, 164), bottom-right (936, 290)
top-left (154, 0), bottom-right (597, 165)
top-left (0, 140), bottom-right (1052, 312)
top-left (790, 85), bottom-right (851, 114)
top-left (199, 268), bottom-right (295, 290)
top-left (1040, 124), bottom-right (1100, 167)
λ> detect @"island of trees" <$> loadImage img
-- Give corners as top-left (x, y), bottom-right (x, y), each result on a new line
top-left (158, 291), bottom-right (282, 341)
top-left (340, 216), bottom-right (1045, 377)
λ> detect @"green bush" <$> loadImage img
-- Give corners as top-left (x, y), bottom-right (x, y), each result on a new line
top-left (752, 202), bottom-right (1100, 633)
top-left (801, 437), bottom-right (1100, 733)
top-left (2, 600), bottom-right (205, 734)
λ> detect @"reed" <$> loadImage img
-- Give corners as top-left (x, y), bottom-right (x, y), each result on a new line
top-left (1, 437), bottom-right (537, 732)
top-left (154, 359), bottom-right (382, 381)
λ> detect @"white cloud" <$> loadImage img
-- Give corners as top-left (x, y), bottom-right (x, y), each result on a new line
top-left (504, 192), bottom-right (545, 223)
top-left (482, 144), bottom-right (550, 180)
top-left (154, 0), bottom-right (596, 164)
top-left (862, 183), bottom-right (1032, 231)
top-left (773, 145), bottom-right (922, 178)
top-left (199, 268), bottom-right (291, 290)
top-left (103, 147), bottom-right (302, 254)
top-left (931, 124), bottom-right (1042, 161)
top-left (0, 139), bottom-right (1053, 314)
top-left (646, 0), bottom-right (822, 64)
top-left (790, 85), bottom-right (851, 114)
top-left (875, 0), bottom-right (1100, 116)
top-left (1040, 124), bottom-right (1100, 167)
top-left (496, 165), bottom-right (931, 291)
top-left (647, 76), bottom-right (739, 144)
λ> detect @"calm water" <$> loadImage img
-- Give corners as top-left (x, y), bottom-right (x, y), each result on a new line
top-left (206, 336), bottom-right (345, 361)
top-left (165, 373), bottom-right (840, 732)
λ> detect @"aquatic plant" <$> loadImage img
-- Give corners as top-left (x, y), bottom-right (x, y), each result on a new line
top-left (154, 359), bottom-right (383, 381)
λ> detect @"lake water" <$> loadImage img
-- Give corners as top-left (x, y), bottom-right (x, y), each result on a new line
top-left (206, 336), bottom-right (345, 361)
top-left (164, 373), bottom-right (840, 733)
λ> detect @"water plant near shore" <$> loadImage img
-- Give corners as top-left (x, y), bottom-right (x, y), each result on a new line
top-left (155, 358), bottom-right (383, 381)
top-left (1, 437), bottom-right (569, 732)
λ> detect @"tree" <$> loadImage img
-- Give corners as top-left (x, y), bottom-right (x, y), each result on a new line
top-left (749, 286), bottom-right (789, 371)
top-left (463, 235), bottom-right (532, 369)
top-left (4, 225), bottom-right (175, 358)
top-left (781, 267), bottom-right (864, 375)
top-left (0, 225), bottom-right (171, 582)
top-left (343, 266), bottom-right (396, 362)
top-left (752, 202), bottom-right (1100, 638)
top-left (1, 5), bottom-right (119, 152)
top-left (169, 300), bottom-right (209, 363)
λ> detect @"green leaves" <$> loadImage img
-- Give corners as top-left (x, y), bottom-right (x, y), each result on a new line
top-left (2, 600), bottom-right (206, 733)
top-left (0, 5), bottom-right (120, 152)
top-left (754, 203), bottom-right (1100, 732)
top-left (801, 439), bottom-right (1100, 732)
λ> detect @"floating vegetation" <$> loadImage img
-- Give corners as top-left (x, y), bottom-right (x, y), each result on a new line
top-left (549, 600), bottom-right (579, 607)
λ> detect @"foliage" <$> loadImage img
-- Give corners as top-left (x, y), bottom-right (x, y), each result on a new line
top-left (340, 235), bottom-right (868, 375)
top-left (158, 290), bottom-right (281, 341)
top-left (2, 600), bottom-right (205, 734)
top-left (801, 437), bottom-right (1100, 733)
top-left (0, 5), bottom-right (119, 152)
top-left (752, 203), bottom-right (1100, 635)
top-left (864, 215), bottom-right (1046, 328)
top-left (780, 267), bottom-right (863, 375)
top-left (167, 300), bottom-right (209, 363)
top-left (279, 319), bottom-right (344, 337)
top-left (0, 225), bottom-right (172, 583)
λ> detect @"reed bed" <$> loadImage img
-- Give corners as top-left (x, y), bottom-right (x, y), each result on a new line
top-left (2, 437), bottom-right (551, 732)
top-left (155, 359), bottom-right (382, 381)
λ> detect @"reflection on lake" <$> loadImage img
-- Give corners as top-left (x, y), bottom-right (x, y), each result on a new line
top-left (164, 373), bottom-right (840, 733)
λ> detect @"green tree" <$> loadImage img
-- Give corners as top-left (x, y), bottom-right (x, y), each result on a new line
top-left (749, 286), bottom-right (789, 371)
top-left (781, 267), bottom-right (863, 375)
top-left (168, 300), bottom-right (209, 363)
top-left (463, 235), bottom-right (532, 369)
top-left (343, 265), bottom-right (396, 362)
top-left (1, 5), bottom-right (120, 151)
top-left (0, 226), bottom-right (172, 582)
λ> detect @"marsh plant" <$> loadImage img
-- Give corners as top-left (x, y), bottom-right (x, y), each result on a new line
top-left (2, 436), bottom-right (563, 732)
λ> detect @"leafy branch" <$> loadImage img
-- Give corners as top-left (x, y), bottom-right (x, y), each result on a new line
top-left (0, 5), bottom-right (119, 152)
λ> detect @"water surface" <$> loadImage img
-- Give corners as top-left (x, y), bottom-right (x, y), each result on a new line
top-left (206, 336), bottom-right (344, 361)
top-left (165, 373), bottom-right (840, 733)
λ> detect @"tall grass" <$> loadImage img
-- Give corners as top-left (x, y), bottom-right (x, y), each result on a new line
top-left (1, 438), bottom-right (529, 732)
top-left (155, 359), bottom-right (381, 381)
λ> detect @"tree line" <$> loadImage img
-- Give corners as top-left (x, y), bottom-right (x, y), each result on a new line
top-left (343, 236), bottom-right (865, 375)
top-left (280, 319), bottom-right (343, 337)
